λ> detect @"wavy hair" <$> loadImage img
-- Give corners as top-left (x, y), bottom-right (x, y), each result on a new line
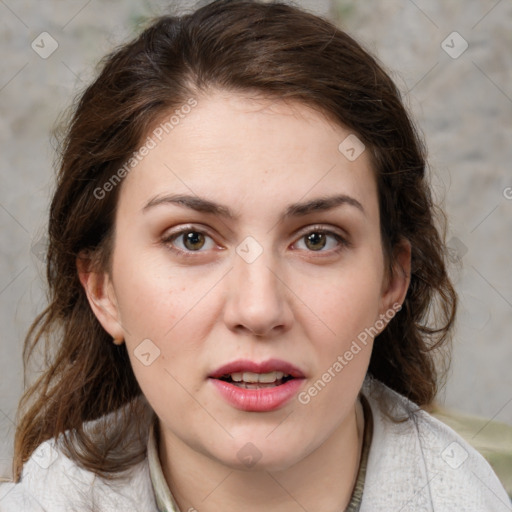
top-left (13, 0), bottom-right (457, 481)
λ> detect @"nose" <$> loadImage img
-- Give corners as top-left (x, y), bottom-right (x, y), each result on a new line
top-left (223, 246), bottom-right (294, 338)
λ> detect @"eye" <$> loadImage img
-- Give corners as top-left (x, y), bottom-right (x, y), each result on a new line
top-left (162, 227), bottom-right (217, 257)
top-left (293, 227), bottom-right (349, 254)
top-left (162, 225), bottom-right (350, 259)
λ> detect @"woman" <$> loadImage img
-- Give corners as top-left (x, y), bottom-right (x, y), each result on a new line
top-left (1, 1), bottom-right (509, 510)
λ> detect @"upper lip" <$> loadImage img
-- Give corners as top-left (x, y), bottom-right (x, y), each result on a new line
top-left (209, 359), bottom-right (306, 379)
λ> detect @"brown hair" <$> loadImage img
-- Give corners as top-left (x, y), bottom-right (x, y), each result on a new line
top-left (13, 0), bottom-right (456, 481)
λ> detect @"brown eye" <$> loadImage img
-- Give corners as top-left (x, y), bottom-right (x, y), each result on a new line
top-left (163, 227), bottom-right (217, 257)
top-left (293, 227), bottom-right (349, 255)
top-left (182, 231), bottom-right (207, 251)
top-left (304, 232), bottom-right (328, 251)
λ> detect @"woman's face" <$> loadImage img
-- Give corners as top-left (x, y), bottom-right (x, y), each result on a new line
top-left (84, 90), bottom-right (410, 471)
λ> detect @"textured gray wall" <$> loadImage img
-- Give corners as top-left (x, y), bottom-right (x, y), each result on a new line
top-left (0, 0), bottom-right (510, 480)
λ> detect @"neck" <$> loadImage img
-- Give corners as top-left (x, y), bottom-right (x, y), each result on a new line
top-left (158, 399), bottom-right (365, 512)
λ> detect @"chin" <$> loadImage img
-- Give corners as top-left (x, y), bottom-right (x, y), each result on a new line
top-left (208, 440), bottom-right (307, 473)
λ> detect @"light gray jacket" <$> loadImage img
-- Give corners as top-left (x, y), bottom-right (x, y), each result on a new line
top-left (1, 379), bottom-right (510, 511)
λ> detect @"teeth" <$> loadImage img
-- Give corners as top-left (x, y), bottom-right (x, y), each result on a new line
top-left (256, 371), bottom-right (284, 383)
top-left (229, 371), bottom-right (287, 383)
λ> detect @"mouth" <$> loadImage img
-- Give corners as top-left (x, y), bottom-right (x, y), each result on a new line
top-left (209, 358), bottom-right (305, 383)
top-left (216, 371), bottom-right (295, 389)
top-left (208, 359), bottom-right (306, 411)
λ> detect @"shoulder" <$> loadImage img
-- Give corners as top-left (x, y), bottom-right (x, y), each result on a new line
top-left (430, 402), bottom-right (512, 497)
top-left (360, 378), bottom-right (512, 512)
top-left (0, 434), bottom-right (156, 511)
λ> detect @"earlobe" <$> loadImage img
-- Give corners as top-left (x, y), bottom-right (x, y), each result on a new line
top-left (380, 238), bottom-right (412, 315)
top-left (76, 252), bottom-right (124, 341)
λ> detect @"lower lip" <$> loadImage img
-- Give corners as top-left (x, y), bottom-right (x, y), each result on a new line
top-left (209, 378), bottom-right (304, 412)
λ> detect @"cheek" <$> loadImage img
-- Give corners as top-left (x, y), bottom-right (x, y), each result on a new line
top-left (300, 253), bottom-right (384, 390)
top-left (119, 275), bottom-right (212, 409)
top-left (312, 255), bottom-right (384, 333)
top-left (313, 291), bottom-right (379, 373)
top-left (113, 245), bottom-right (224, 362)
top-left (111, 243), bottom-right (187, 334)
top-left (301, 274), bottom-right (381, 410)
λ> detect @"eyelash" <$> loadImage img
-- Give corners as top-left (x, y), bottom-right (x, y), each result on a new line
top-left (161, 225), bottom-right (350, 259)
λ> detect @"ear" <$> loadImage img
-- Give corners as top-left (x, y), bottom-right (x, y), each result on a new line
top-left (76, 251), bottom-right (124, 343)
top-left (379, 237), bottom-right (411, 315)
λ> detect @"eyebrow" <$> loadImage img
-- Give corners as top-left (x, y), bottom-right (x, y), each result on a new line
top-left (142, 193), bottom-right (365, 219)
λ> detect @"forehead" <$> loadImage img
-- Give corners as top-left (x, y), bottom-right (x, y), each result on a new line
top-left (117, 90), bottom-right (378, 220)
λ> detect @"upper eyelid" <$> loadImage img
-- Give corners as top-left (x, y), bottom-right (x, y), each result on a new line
top-left (164, 224), bottom-right (348, 249)
top-left (294, 224), bottom-right (348, 238)
top-left (164, 223), bottom-right (347, 238)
